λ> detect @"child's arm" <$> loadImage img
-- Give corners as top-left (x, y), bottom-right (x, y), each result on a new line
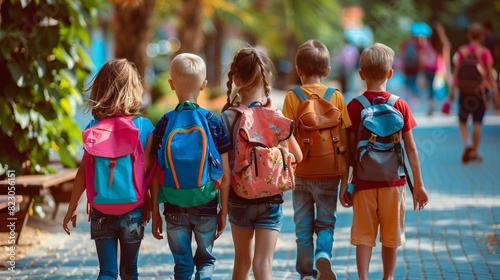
top-left (338, 128), bottom-right (350, 207)
top-left (150, 169), bottom-right (163, 240)
top-left (340, 130), bottom-right (358, 208)
top-left (62, 161), bottom-right (86, 235)
top-left (143, 133), bottom-right (155, 223)
top-left (402, 130), bottom-right (429, 211)
top-left (216, 152), bottom-right (230, 240)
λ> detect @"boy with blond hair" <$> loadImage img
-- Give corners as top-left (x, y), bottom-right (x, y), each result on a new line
top-left (149, 53), bottom-right (231, 279)
top-left (283, 39), bottom-right (351, 280)
top-left (343, 43), bottom-right (429, 280)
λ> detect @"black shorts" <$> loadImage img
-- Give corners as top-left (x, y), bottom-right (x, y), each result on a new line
top-left (458, 91), bottom-right (487, 123)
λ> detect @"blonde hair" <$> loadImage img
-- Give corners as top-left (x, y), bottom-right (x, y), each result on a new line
top-left (295, 39), bottom-right (330, 77)
top-left (359, 43), bottom-right (394, 80)
top-left (170, 53), bottom-right (207, 93)
top-left (223, 47), bottom-right (274, 111)
top-left (85, 59), bottom-right (143, 119)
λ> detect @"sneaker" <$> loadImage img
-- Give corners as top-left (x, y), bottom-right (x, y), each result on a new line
top-left (315, 257), bottom-right (336, 280)
top-left (302, 276), bottom-right (315, 280)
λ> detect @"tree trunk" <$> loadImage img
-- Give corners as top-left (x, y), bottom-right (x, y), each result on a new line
top-left (178, 0), bottom-right (204, 54)
top-left (112, 0), bottom-right (155, 84)
top-left (205, 14), bottom-right (225, 95)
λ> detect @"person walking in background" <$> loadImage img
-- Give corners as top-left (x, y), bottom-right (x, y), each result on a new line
top-left (449, 22), bottom-right (498, 163)
top-left (333, 39), bottom-right (360, 94)
top-left (149, 53), bottom-right (231, 280)
top-left (399, 33), bottom-right (423, 103)
top-left (282, 39), bottom-right (351, 280)
top-left (422, 21), bottom-right (451, 115)
top-left (220, 47), bottom-right (303, 280)
top-left (62, 59), bottom-right (155, 280)
top-left (344, 43), bottom-right (429, 280)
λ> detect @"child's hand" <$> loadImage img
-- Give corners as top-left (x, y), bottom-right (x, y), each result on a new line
top-left (151, 211), bottom-right (163, 240)
top-left (62, 212), bottom-right (77, 235)
top-left (412, 186), bottom-right (429, 211)
top-left (215, 212), bottom-right (227, 240)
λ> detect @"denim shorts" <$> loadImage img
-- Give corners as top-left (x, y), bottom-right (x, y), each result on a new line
top-left (228, 201), bottom-right (282, 231)
top-left (90, 207), bottom-right (145, 242)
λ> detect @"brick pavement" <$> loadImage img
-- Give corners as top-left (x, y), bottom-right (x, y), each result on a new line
top-left (1, 92), bottom-right (500, 279)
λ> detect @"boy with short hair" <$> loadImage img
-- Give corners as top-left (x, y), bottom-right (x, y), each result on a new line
top-left (343, 43), bottom-right (429, 280)
top-left (282, 39), bottom-right (352, 280)
top-left (148, 53), bottom-right (231, 280)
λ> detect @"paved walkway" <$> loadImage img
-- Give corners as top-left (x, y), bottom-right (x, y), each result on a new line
top-left (2, 89), bottom-right (500, 279)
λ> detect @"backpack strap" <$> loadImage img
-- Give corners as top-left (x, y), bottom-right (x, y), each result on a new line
top-left (386, 94), bottom-right (400, 106)
top-left (354, 95), bottom-right (371, 108)
top-left (292, 86), bottom-right (336, 102)
top-left (291, 87), bottom-right (307, 102)
top-left (323, 87), bottom-right (336, 101)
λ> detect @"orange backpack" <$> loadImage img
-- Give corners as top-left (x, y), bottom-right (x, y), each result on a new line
top-left (291, 87), bottom-right (347, 180)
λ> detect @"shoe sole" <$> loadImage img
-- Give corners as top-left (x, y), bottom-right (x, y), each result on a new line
top-left (315, 257), bottom-right (336, 280)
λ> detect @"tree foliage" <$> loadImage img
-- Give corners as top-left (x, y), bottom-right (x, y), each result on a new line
top-left (0, 0), bottom-right (101, 176)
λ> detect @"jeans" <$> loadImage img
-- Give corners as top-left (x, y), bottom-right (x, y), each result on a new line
top-left (228, 201), bottom-right (283, 231)
top-left (90, 207), bottom-right (144, 280)
top-left (165, 211), bottom-right (217, 280)
top-left (292, 177), bottom-right (340, 278)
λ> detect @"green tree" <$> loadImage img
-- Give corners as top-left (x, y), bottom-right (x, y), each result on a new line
top-left (0, 0), bottom-right (101, 176)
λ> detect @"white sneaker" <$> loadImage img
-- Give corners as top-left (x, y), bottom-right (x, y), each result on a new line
top-left (315, 257), bottom-right (337, 280)
top-left (301, 276), bottom-right (315, 280)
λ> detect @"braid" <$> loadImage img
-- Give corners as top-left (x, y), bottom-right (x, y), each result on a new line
top-left (256, 54), bottom-right (270, 98)
top-left (222, 69), bottom-right (234, 112)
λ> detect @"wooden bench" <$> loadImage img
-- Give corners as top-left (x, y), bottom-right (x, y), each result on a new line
top-left (0, 168), bottom-right (77, 244)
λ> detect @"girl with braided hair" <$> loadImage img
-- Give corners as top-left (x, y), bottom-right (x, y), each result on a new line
top-left (220, 47), bottom-right (302, 279)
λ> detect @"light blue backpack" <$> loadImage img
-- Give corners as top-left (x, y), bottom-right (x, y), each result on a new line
top-left (354, 95), bottom-right (408, 185)
top-left (155, 101), bottom-right (223, 207)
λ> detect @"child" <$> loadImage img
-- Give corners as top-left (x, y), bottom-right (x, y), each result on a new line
top-left (62, 59), bottom-right (154, 279)
top-left (149, 53), bottom-right (231, 280)
top-left (449, 22), bottom-right (497, 163)
top-left (344, 43), bottom-right (429, 280)
top-left (221, 47), bottom-right (303, 279)
top-left (282, 39), bottom-right (351, 280)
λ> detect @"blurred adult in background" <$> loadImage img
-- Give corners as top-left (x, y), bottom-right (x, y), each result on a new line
top-left (422, 22), bottom-right (451, 115)
top-left (333, 40), bottom-right (360, 94)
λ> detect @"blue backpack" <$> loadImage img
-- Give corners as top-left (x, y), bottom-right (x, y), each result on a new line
top-left (354, 95), bottom-right (412, 193)
top-left (402, 40), bottom-right (419, 75)
top-left (154, 101), bottom-right (222, 207)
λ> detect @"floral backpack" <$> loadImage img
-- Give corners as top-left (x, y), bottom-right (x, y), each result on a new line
top-left (222, 102), bottom-right (297, 199)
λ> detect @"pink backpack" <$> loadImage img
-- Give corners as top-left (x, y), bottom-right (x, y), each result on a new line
top-left (83, 116), bottom-right (147, 215)
top-left (224, 104), bottom-right (297, 199)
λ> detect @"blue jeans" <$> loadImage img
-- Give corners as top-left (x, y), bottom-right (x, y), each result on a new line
top-left (405, 73), bottom-right (420, 97)
top-left (90, 207), bottom-right (144, 280)
top-left (292, 178), bottom-right (340, 278)
top-left (165, 211), bottom-right (217, 280)
top-left (228, 201), bottom-right (283, 231)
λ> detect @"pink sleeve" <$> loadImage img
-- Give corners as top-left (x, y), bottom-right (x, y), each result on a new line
top-left (481, 49), bottom-right (494, 67)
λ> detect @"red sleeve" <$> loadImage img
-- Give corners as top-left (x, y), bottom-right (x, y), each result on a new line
top-left (394, 97), bottom-right (417, 132)
top-left (346, 98), bottom-right (363, 134)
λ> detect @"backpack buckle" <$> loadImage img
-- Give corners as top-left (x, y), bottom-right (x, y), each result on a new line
top-left (303, 138), bottom-right (310, 145)
top-left (368, 133), bottom-right (377, 144)
top-left (392, 134), bottom-right (400, 144)
top-left (332, 136), bottom-right (339, 143)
